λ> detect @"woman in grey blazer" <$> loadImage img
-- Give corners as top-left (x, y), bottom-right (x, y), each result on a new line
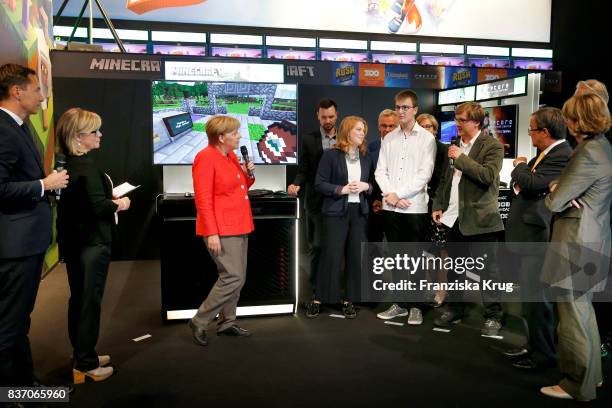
top-left (540, 93), bottom-right (612, 401)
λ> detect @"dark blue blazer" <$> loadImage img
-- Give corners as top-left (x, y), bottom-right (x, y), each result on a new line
top-left (367, 139), bottom-right (381, 170)
top-left (0, 109), bottom-right (52, 258)
top-left (315, 148), bottom-right (373, 217)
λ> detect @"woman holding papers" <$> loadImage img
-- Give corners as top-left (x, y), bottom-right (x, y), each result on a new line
top-left (56, 108), bottom-right (130, 384)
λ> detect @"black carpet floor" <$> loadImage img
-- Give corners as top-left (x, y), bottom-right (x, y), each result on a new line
top-left (30, 260), bottom-right (611, 407)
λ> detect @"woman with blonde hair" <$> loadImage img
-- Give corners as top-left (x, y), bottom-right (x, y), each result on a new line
top-left (305, 116), bottom-right (373, 318)
top-left (189, 115), bottom-right (255, 345)
top-left (540, 93), bottom-right (612, 401)
top-left (56, 108), bottom-right (131, 383)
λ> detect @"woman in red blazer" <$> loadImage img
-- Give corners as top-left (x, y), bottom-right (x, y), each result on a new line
top-left (189, 115), bottom-right (255, 346)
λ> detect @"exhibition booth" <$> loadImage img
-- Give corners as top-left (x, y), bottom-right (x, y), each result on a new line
top-left (50, 50), bottom-right (541, 320)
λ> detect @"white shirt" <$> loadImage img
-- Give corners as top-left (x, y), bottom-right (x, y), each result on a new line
top-left (0, 107), bottom-right (45, 197)
top-left (346, 156), bottom-right (361, 203)
top-left (374, 122), bottom-right (436, 213)
top-left (440, 131), bottom-right (481, 228)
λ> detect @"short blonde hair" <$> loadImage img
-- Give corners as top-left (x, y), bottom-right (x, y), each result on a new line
top-left (416, 113), bottom-right (439, 134)
top-left (334, 116), bottom-right (368, 155)
top-left (575, 79), bottom-right (609, 104)
top-left (562, 93), bottom-right (611, 135)
top-left (56, 108), bottom-right (102, 156)
top-left (205, 115), bottom-right (240, 146)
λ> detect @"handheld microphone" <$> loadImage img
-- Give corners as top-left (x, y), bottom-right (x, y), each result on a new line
top-left (449, 136), bottom-right (460, 169)
top-left (54, 153), bottom-right (66, 199)
top-left (240, 145), bottom-right (255, 179)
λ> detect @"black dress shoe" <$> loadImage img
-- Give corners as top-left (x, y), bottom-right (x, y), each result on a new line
top-left (433, 310), bottom-right (462, 327)
top-left (503, 347), bottom-right (529, 358)
top-left (188, 320), bottom-right (208, 346)
top-left (512, 357), bottom-right (555, 370)
top-left (217, 325), bottom-right (251, 337)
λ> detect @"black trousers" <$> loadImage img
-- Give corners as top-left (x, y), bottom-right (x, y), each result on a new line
top-left (367, 209), bottom-right (385, 242)
top-left (382, 211), bottom-right (428, 307)
top-left (65, 244), bottom-right (111, 371)
top-left (315, 204), bottom-right (367, 303)
top-left (445, 224), bottom-right (504, 321)
top-left (381, 211), bottom-right (428, 243)
top-left (519, 254), bottom-right (557, 364)
top-left (0, 254), bottom-right (44, 386)
top-left (306, 211), bottom-right (324, 291)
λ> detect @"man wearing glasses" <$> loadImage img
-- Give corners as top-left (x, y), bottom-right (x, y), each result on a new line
top-left (375, 90), bottom-right (436, 325)
top-left (431, 101), bottom-right (505, 336)
top-left (503, 107), bottom-right (571, 369)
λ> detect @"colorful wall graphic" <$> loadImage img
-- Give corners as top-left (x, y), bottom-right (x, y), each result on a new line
top-left (1, 0), bottom-right (57, 272)
top-left (56, 0), bottom-right (553, 43)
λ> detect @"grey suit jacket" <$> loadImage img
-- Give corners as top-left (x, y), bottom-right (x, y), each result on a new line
top-left (541, 134), bottom-right (612, 290)
top-left (433, 133), bottom-right (504, 236)
top-left (506, 141), bottom-right (572, 244)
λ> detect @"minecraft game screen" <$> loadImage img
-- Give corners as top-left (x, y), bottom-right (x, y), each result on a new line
top-left (152, 81), bottom-right (298, 165)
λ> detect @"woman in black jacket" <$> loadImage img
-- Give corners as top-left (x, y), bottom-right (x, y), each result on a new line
top-left (305, 116), bottom-right (372, 318)
top-left (56, 108), bottom-right (130, 384)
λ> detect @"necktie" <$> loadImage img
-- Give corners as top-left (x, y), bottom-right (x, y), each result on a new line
top-left (21, 122), bottom-right (44, 158)
top-left (531, 151), bottom-right (546, 172)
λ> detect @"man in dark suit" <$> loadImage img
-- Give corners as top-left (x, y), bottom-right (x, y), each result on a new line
top-left (432, 101), bottom-right (505, 336)
top-left (287, 98), bottom-right (338, 317)
top-left (367, 108), bottom-right (398, 242)
top-left (0, 64), bottom-right (68, 387)
top-left (503, 107), bottom-right (572, 370)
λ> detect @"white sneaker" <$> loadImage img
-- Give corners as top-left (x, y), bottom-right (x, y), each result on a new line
top-left (407, 308), bottom-right (423, 325)
top-left (376, 304), bottom-right (408, 320)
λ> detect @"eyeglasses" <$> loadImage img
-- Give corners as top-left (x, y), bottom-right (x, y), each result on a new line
top-left (454, 117), bottom-right (471, 123)
top-left (421, 124), bottom-right (434, 129)
top-left (395, 105), bottom-right (415, 111)
top-left (528, 127), bottom-right (545, 133)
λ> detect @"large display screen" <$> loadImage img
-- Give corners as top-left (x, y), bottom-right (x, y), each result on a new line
top-left (421, 55), bottom-right (464, 67)
top-left (152, 81), bottom-right (298, 165)
top-left (153, 45), bottom-right (206, 56)
top-left (58, 1), bottom-right (552, 43)
top-left (321, 51), bottom-right (368, 63)
top-left (483, 105), bottom-right (518, 158)
top-left (437, 111), bottom-right (457, 144)
top-left (267, 49), bottom-right (316, 60)
top-left (468, 58), bottom-right (510, 68)
top-left (371, 54), bottom-right (417, 65)
top-left (513, 59), bottom-right (553, 70)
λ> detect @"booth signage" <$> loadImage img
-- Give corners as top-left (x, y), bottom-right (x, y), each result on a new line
top-left (164, 61), bottom-right (284, 83)
top-left (332, 62), bottom-right (358, 86)
top-left (50, 51), bottom-right (164, 80)
top-left (90, 58), bottom-right (161, 72)
top-left (284, 62), bottom-right (329, 85)
top-left (359, 64), bottom-right (385, 87)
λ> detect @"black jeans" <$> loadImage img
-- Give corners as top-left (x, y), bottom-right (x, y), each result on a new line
top-left (65, 244), bottom-right (111, 371)
top-left (382, 211), bottom-right (428, 308)
top-left (445, 224), bottom-right (504, 321)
